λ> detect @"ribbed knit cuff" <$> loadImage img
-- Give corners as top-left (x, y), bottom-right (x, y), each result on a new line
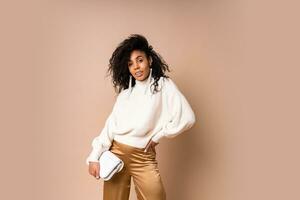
top-left (86, 150), bottom-right (100, 165)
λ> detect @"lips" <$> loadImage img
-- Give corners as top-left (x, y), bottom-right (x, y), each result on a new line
top-left (135, 71), bottom-right (143, 77)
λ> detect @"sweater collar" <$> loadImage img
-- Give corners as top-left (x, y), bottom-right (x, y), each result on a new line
top-left (135, 75), bottom-right (150, 87)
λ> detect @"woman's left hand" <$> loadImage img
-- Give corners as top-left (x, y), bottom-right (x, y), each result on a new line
top-left (144, 140), bottom-right (159, 153)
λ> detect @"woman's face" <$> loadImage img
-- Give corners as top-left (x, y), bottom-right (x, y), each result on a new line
top-left (128, 50), bottom-right (152, 81)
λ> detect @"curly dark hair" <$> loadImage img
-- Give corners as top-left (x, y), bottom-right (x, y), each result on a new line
top-left (107, 34), bottom-right (171, 95)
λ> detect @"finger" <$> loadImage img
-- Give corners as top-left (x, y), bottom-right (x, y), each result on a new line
top-left (151, 144), bottom-right (155, 150)
top-left (89, 166), bottom-right (94, 176)
top-left (89, 169), bottom-right (93, 176)
top-left (91, 170), bottom-right (96, 177)
top-left (95, 167), bottom-right (100, 179)
top-left (151, 143), bottom-right (157, 153)
top-left (95, 173), bottom-right (100, 179)
top-left (152, 145), bottom-right (156, 153)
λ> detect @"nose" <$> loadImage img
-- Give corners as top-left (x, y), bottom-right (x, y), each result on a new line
top-left (133, 62), bottom-right (140, 70)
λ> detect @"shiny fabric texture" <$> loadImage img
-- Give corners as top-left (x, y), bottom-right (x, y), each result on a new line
top-left (103, 139), bottom-right (166, 200)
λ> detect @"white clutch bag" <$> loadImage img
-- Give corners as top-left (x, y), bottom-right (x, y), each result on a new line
top-left (99, 150), bottom-right (124, 181)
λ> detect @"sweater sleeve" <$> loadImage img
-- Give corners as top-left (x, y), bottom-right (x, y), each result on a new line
top-left (151, 78), bottom-right (196, 143)
top-left (85, 94), bottom-right (120, 165)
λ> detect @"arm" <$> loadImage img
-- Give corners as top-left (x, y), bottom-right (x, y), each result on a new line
top-left (85, 95), bottom-right (120, 165)
top-left (151, 78), bottom-right (196, 143)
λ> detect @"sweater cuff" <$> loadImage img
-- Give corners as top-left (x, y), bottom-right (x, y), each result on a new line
top-left (151, 130), bottom-right (165, 143)
top-left (86, 150), bottom-right (100, 165)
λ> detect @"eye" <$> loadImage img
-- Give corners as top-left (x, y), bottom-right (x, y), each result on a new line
top-left (138, 59), bottom-right (143, 62)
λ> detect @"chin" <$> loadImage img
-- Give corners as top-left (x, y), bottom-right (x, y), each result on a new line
top-left (136, 78), bottom-right (144, 81)
top-left (136, 75), bottom-right (146, 81)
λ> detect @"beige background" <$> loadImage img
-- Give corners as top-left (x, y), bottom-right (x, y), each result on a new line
top-left (1, 0), bottom-right (299, 200)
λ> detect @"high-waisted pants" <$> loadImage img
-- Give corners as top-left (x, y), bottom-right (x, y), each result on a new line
top-left (103, 139), bottom-right (166, 200)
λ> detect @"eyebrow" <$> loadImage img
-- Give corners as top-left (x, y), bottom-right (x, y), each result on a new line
top-left (128, 55), bottom-right (143, 62)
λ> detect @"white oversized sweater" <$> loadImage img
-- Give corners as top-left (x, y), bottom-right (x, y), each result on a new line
top-left (86, 75), bottom-right (196, 164)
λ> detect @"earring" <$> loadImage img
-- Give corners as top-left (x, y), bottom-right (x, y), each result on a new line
top-left (126, 74), bottom-right (132, 99)
top-left (129, 74), bottom-right (132, 92)
top-left (144, 68), bottom-right (152, 95)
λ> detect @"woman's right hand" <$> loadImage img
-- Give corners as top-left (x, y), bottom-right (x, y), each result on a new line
top-left (88, 162), bottom-right (100, 179)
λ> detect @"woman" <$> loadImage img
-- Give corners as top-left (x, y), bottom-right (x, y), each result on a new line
top-left (86, 34), bottom-right (196, 200)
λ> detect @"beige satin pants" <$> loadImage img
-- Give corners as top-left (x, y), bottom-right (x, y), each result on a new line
top-left (103, 139), bottom-right (166, 200)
